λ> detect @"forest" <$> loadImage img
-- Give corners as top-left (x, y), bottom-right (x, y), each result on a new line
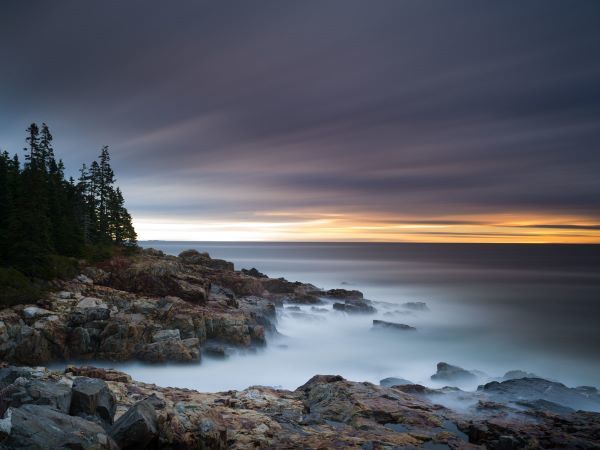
top-left (0, 123), bottom-right (136, 304)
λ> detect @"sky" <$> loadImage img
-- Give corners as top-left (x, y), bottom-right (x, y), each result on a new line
top-left (1, 1), bottom-right (599, 243)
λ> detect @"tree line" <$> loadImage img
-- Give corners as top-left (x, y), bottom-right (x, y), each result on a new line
top-left (0, 123), bottom-right (136, 280)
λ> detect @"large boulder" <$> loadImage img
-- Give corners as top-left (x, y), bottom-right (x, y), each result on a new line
top-left (109, 399), bottom-right (158, 449)
top-left (0, 404), bottom-right (116, 449)
top-left (70, 377), bottom-right (116, 425)
top-left (0, 379), bottom-right (72, 416)
top-left (431, 362), bottom-right (477, 384)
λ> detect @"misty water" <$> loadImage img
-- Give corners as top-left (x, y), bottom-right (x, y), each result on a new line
top-left (87, 242), bottom-right (600, 392)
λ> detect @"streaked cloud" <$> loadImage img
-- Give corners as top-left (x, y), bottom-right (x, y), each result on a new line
top-left (1, 1), bottom-right (599, 242)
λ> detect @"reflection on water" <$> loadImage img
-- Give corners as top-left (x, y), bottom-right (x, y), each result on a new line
top-left (82, 242), bottom-right (600, 392)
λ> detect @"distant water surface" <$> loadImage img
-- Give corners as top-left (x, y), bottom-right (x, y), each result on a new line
top-left (99, 242), bottom-right (600, 391)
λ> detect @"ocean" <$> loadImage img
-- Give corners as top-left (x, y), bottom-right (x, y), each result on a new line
top-left (99, 242), bottom-right (600, 392)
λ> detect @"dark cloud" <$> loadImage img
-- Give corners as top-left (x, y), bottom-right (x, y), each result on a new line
top-left (1, 0), bottom-right (599, 239)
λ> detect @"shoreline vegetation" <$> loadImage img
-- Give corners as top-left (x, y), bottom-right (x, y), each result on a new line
top-left (1, 124), bottom-right (136, 306)
top-left (0, 128), bottom-right (599, 448)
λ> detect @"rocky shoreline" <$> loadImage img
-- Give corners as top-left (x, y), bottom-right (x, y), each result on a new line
top-left (0, 248), bottom-right (599, 448)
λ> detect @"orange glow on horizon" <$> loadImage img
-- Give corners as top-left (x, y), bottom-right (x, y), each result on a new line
top-left (133, 212), bottom-right (600, 244)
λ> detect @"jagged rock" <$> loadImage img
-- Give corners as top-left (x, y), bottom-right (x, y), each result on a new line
top-left (0, 404), bottom-right (116, 449)
top-left (400, 301), bottom-right (429, 311)
top-left (70, 377), bottom-right (116, 424)
top-left (431, 362), bottom-right (477, 384)
top-left (379, 377), bottom-right (414, 387)
top-left (332, 300), bottom-right (376, 314)
top-left (109, 399), bottom-right (158, 449)
top-left (372, 320), bottom-right (416, 331)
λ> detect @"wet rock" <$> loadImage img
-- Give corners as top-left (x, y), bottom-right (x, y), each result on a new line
top-left (372, 320), bottom-right (416, 331)
top-left (70, 377), bottom-right (116, 424)
top-left (431, 362), bottom-right (477, 384)
top-left (109, 399), bottom-right (158, 450)
top-left (1, 404), bottom-right (116, 449)
top-left (379, 377), bottom-right (414, 387)
top-left (332, 300), bottom-right (376, 314)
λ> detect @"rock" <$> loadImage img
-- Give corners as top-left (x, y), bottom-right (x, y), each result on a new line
top-left (324, 289), bottom-right (363, 300)
top-left (136, 337), bottom-right (200, 362)
top-left (70, 377), bottom-right (116, 424)
top-left (283, 293), bottom-right (322, 304)
top-left (65, 366), bottom-right (132, 383)
top-left (241, 267), bottom-right (268, 278)
top-left (178, 249), bottom-right (234, 271)
top-left (1, 404), bottom-right (116, 449)
top-left (431, 362), bottom-right (477, 384)
top-left (76, 274), bottom-right (93, 284)
top-left (203, 343), bottom-right (229, 358)
top-left (372, 320), bottom-right (416, 331)
top-left (502, 369), bottom-right (540, 381)
top-left (142, 247), bottom-right (164, 257)
top-left (152, 329), bottom-right (181, 342)
top-left (109, 399), bottom-right (158, 450)
top-left (0, 379), bottom-right (72, 416)
top-left (22, 306), bottom-right (53, 320)
top-left (261, 278), bottom-right (300, 294)
top-left (479, 377), bottom-right (600, 412)
top-left (57, 291), bottom-right (73, 299)
top-left (102, 257), bottom-right (210, 303)
top-left (379, 377), bottom-right (414, 387)
top-left (332, 300), bottom-right (376, 314)
top-left (400, 301), bottom-right (429, 311)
